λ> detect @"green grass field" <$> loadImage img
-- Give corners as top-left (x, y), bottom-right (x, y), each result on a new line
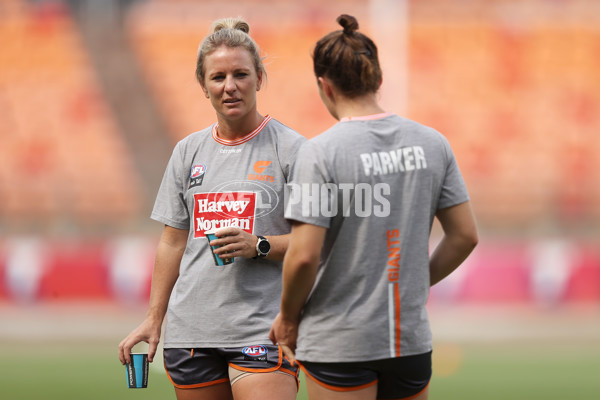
top-left (1, 339), bottom-right (599, 400)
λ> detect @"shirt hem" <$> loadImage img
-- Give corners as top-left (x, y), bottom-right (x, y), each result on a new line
top-left (284, 215), bottom-right (330, 229)
top-left (295, 347), bottom-right (433, 363)
top-left (150, 213), bottom-right (189, 230)
top-left (164, 338), bottom-right (273, 349)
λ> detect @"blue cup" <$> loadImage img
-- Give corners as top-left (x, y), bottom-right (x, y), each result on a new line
top-left (125, 353), bottom-right (148, 388)
top-left (205, 230), bottom-right (234, 266)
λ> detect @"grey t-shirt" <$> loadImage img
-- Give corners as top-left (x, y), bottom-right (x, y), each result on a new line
top-left (285, 113), bottom-right (469, 362)
top-left (152, 116), bottom-right (305, 348)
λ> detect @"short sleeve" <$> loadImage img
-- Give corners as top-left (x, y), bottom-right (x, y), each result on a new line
top-left (151, 142), bottom-right (191, 229)
top-left (284, 141), bottom-right (333, 228)
top-left (437, 137), bottom-right (470, 210)
top-left (278, 131), bottom-right (307, 183)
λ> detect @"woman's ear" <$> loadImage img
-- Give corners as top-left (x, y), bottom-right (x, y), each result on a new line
top-left (199, 81), bottom-right (210, 99)
top-left (318, 77), bottom-right (334, 101)
top-left (256, 70), bottom-right (263, 92)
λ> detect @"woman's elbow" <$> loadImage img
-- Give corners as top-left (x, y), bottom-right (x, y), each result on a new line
top-left (294, 252), bottom-right (321, 270)
top-left (463, 229), bottom-right (479, 253)
top-left (284, 245), bottom-right (320, 271)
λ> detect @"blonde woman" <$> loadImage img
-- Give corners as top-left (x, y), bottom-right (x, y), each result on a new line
top-left (119, 18), bottom-right (304, 400)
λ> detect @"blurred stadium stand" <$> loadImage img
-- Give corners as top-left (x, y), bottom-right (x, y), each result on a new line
top-left (0, 0), bottom-right (598, 304)
top-left (0, 0), bottom-right (145, 235)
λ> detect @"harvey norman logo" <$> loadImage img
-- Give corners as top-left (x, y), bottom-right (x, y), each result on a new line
top-left (193, 192), bottom-right (256, 237)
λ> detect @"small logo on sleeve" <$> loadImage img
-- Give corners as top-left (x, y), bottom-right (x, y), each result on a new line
top-left (189, 164), bottom-right (207, 189)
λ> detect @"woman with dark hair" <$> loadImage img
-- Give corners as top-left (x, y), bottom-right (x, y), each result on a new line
top-left (270, 14), bottom-right (478, 400)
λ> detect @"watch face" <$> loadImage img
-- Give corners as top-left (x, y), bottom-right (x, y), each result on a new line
top-left (258, 240), bottom-right (270, 254)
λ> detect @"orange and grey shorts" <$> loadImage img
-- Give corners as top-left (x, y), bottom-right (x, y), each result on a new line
top-left (163, 345), bottom-right (298, 389)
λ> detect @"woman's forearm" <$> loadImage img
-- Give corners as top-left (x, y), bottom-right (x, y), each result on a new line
top-left (146, 226), bottom-right (188, 321)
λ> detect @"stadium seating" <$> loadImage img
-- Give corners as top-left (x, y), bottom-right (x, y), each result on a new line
top-left (3, 0), bottom-right (598, 232)
top-left (408, 5), bottom-right (600, 231)
top-left (0, 0), bottom-right (142, 231)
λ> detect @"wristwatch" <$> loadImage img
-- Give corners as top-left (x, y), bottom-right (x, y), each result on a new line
top-left (254, 235), bottom-right (271, 258)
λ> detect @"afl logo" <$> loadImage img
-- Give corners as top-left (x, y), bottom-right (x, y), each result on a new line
top-left (191, 164), bottom-right (206, 178)
top-left (189, 164), bottom-right (207, 189)
top-left (242, 345), bottom-right (267, 357)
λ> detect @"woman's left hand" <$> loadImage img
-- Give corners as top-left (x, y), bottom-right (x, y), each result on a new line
top-left (209, 227), bottom-right (258, 259)
top-left (269, 313), bottom-right (298, 363)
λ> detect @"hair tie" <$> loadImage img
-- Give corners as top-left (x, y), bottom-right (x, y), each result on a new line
top-left (355, 49), bottom-right (371, 56)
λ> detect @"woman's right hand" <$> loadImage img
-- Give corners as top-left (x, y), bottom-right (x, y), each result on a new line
top-left (117, 225), bottom-right (186, 365)
top-left (118, 316), bottom-right (162, 364)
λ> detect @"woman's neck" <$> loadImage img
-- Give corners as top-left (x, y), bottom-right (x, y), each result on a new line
top-left (216, 112), bottom-right (264, 140)
top-left (334, 93), bottom-right (384, 121)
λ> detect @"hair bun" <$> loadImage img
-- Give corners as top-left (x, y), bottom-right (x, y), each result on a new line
top-left (337, 14), bottom-right (359, 35)
top-left (211, 17), bottom-right (250, 34)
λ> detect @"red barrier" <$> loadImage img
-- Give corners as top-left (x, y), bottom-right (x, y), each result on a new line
top-left (0, 248), bottom-right (7, 300)
top-left (456, 243), bottom-right (533, 303)
top-left (563, 244), bottom-right (600, 302)
top-left (0, 239), bottom-right (598, 304)
top-left (37, 242), bottom-right (111, 300)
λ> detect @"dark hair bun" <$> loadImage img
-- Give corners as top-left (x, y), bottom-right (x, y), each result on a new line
top-left (337, 14), bottom-right (358, 35)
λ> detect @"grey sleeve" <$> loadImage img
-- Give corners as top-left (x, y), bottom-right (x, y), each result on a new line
top-left (284, 141), bottom-right (332, 228)
top-left (278, 132), bottom-right (307, 183)
top-left (437, 137), bottom-right (470, 210)
top-left (151, 142), bottom-right (190, 229)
